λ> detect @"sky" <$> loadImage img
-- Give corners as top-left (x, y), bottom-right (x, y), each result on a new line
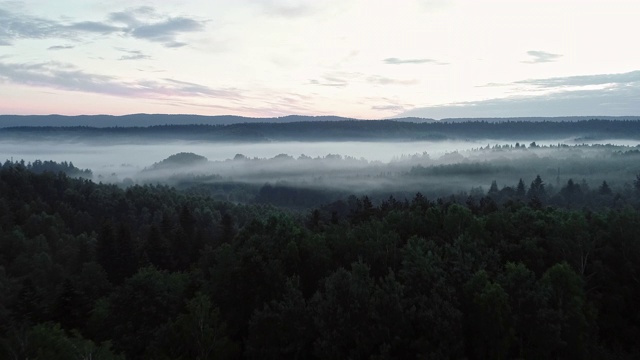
top-left (1, 0), bottom-right (639, 119)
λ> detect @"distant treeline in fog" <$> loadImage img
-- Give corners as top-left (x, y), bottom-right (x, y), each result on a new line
top-left (9, 143), bottom-right (639, 210)
top-left (124, 144), bottom-right (640, 207)
top-left (2, 119), bottom-right (640, 142)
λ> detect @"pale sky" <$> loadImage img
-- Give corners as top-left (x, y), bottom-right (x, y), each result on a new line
top-left (1, 0), bottom-right (639, 119)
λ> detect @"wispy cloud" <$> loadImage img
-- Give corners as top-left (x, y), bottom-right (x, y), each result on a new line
top-left (367, 75), bottom-right (419, 86)
top-left (116, 48), bottom-right (151, 61)
top-left (0, 60), bottom-right (239, 99)
top-left (523, 50), bottom-right (562, 64)
top-left (254, 0), bottom-right (319, 17)
top-left (310, 79), bottom-right (346, 87)
top-left (47, 44), bottom-right (74, 51)
top-left (515, 70), bottom-right (640, 88)
top-left (0, 6), bottom-right (206, 48)
top-left (0, 8), bottom-right (74, 42)
top-left (309, 74), bottom-right (351, 87)
top-left (120, 53), bottom-right (150, 61)
top-left (130, 17), bottom-right (204, 47)
top-left (398, 71), bottom-right (640, 119)
top-left (383, 57), bottom-right (447, 65)
top-left (372, 104), bottom-right (406, 112)
top-left (479, 70), bottom-right (640, 90)
top-left (109, 6), bottom-right (154, 26)
top-left (68, 21), bottom-right (122, 33)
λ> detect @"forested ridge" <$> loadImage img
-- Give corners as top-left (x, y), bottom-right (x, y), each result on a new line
top-left (3, 119), bottom-right (640, 142)
top-left (1, 162), bottom-right (640, 359)
top-left (3, 114), bottom-right (638, 129)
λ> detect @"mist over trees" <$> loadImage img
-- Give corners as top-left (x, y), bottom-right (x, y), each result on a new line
top-left (1, 118), bottom-right (640, 359)
top-left (120, 143), bottom-right (640, 210)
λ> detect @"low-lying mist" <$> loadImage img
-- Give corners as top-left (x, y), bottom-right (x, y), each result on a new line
top-left (3, 138), bottom-right (640, 207)
top-left (0, 139), bottom-right (491, 179)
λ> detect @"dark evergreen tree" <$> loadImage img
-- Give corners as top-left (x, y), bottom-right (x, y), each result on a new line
top-left (51, 278), bottom-right (83, 331)
top-left (464, 270), bottom-right (513, 360)
top-left (143, 225), bottom-right (170, 269)
top-left (516, 178), bottom-right (526, 198)
top-left (560, 179), bottom-right (583, 206)
top-left (114, 223), bottom-right (136, 283)
top-left (221, 213), bottom-right (235, 243)
top-left (527, 175), bottom-right (546, 200)
top-left (598, 180), bottom-right (612, 195)
top-left (96, 222), bottom-right (118, 284)
top-left (488, 180), bottom-right (499, 196)
top-left (13, 278), bottom-right (43, 325)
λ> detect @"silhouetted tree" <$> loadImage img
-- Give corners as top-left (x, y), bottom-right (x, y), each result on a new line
top-left (598, 181), bottom-right (612, 195)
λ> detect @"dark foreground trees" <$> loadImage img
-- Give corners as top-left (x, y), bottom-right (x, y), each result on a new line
top-left (1, 163), bottom-right (640, 359)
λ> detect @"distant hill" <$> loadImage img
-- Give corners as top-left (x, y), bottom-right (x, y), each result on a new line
top-left (3, 114), bottom-right (640, 128)
top-left (439, 116), bottom-right (640, 123)
top-left (146, 152), bottom-right (209, 171)
top-left (2, 119), bottom-right (640, 142)
top-left (0, 114), bottom-right (433, 128)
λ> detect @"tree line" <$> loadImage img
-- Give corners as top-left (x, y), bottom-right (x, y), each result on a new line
top-left (3, 119), bottom-right (640, 142)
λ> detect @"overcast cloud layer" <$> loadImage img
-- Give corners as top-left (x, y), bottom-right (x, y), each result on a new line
top-left (1, 1), bottom-right (639, 118)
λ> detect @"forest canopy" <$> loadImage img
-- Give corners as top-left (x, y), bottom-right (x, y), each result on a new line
top-left (1, 159), bottom-right (640, 359)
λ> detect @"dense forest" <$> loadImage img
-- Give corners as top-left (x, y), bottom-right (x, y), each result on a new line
top-left (1, 160), bottom-right (640, 359)
top-left (0, 115), bottom-right (376, 128)
top-left (3, 119), bottom-right (640, 142)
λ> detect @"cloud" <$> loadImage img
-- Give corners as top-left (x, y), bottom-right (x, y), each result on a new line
top-left (120, 54), bottom-right (150, 60)
top-left (160, 78), bottom-right (226, 96)
top-left (0, 8), bottom-right (73, 43)
top-left (515, 70), bottom-right (640, 88)
top-left (68, 21), bottom-right (122, 33)
top-left (116, 48), bottom-right (151, 61)
top-left (0, 6), bottom-right (206, 47)
top-left (367, 75), bottom-right (419, 86)
top-left (383, 57), bottom-right (447, 65)
top-left (0, 60), bottom-right (239, 99)
top-left (130, 17), bottom-right (204, 45)
top-left (255, 0), bottom-right (319, 17)
top-left (372, 104), bottom-right (406, 112)
top-left (523, 50), bottom-right (562, 64)
top-left (109, 6), bottom-right (154, 26)
top-left (47, 44), bottom-right (74, 50)
top-left (309, 72), bottom-right (419, 87)
top-left (396, 80), bottom-right (640, 119)
top-left (309, 74), bottom-right (349, 87)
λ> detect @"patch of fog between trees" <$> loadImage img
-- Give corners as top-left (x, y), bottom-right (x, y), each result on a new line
top-left (1, 139), bottom-right (639, 195)
top-left (0, 139), bottom-right (489, 176)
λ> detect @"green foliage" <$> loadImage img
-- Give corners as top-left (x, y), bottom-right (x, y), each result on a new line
top-left (0, 322), bottom-right (122, 360)
top-left (399, 237), bottom-right (464, 358)
top-left (101, 267), bottom-right (189, 359)
top-left (2, 163), bottom-right (640, 359)
top-left (464, 270), bottom-right (513, 360)
top-left (149, 293), bottom-right (239, 360)
top-left (537, 262), bottom-right (592, 358)
top-left (246, 277), bottom-right (312, 359)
